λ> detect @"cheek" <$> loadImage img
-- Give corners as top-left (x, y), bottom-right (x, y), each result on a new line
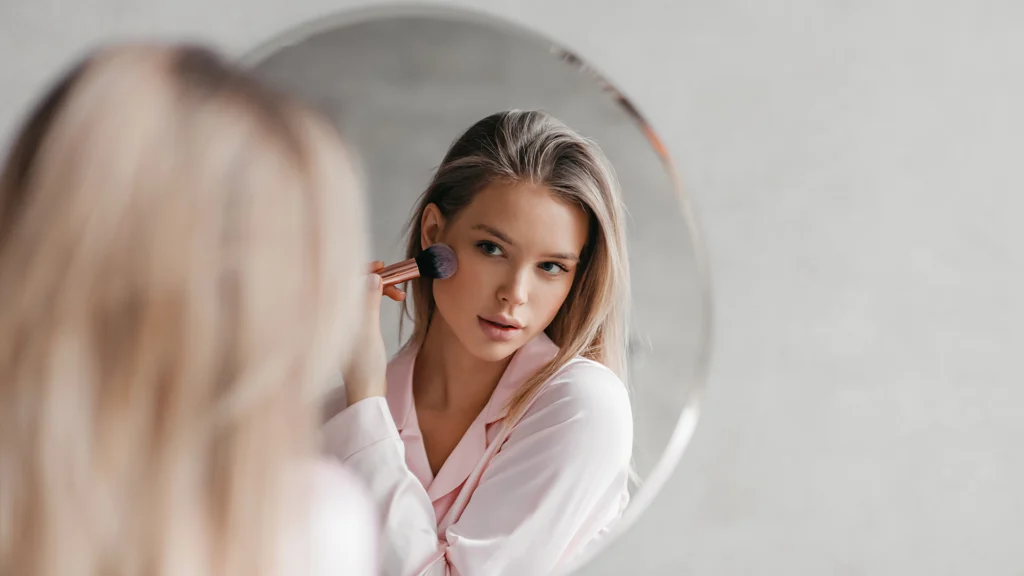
top-left (533, 278), bottom-right (575, 322)
top-left (431, 256), bottom-right (492, 317)
top-left (431, 277), bottom-right (461, 319)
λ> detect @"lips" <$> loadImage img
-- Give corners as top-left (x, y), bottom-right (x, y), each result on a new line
top-left (479, 315), bottom-right (523, 329)
top-left (477, 315), bottom-right (523, 342)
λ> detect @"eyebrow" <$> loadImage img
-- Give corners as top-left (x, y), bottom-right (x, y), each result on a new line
top-left (472, 224), bottom-right (580, 262)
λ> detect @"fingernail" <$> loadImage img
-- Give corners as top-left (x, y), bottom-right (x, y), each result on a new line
top-left (368, 274), bottom-right (381, 289)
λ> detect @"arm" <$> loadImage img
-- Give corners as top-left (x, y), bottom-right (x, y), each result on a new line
top-left (323, 398), bottom-right (444, 575)
top-left (305, 459), bottom-right (379, 576)
top-left (323, 361), bottom-right (633, 576)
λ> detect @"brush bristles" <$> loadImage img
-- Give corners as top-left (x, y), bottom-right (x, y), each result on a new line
top-left (415, 243), bottom-right (458, 280)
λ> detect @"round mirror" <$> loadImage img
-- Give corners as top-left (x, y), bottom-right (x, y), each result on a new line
top-left (246, 6), bottom-right (710, 574)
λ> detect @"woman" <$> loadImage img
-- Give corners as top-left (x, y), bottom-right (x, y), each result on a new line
top-left (0, 45), bottom-right (376, 576)
top-left (324, 110), bottom-right (634, 575)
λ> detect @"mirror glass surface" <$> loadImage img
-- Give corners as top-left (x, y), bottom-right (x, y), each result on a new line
top-left (247, 7), bottom-right (709, 572)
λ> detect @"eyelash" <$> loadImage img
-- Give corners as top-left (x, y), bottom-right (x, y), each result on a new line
top-left (475, 241), bottom-right (569, 275)
top-left (477, 241), bottom-right (504, 257)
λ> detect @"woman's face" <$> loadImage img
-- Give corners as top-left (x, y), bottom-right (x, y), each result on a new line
top-left (423, 181), bottom-right (589, 363)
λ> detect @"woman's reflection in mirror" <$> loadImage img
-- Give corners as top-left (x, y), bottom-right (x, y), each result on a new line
top-left (326, 110), bottom-right (634, 576)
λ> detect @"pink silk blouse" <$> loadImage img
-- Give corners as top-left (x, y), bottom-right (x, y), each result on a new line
top-left (322, 333), bottom-right (632, 575)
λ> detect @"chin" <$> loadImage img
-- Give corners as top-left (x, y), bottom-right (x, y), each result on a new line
top-left (461, 331), bottom-right (526, 363)
top-left (474, 344), bottom-right (520, 363)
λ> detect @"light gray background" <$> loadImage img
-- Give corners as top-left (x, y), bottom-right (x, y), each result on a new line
top-left (248, 15), bottom-right (703, 487)
top-left (2, 1), bottom-right (1021, 575)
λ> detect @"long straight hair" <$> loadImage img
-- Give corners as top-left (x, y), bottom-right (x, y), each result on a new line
top-left (0, 45), bottom-right (367, 576)
top-left (401, 110), bottom-right (631, 426)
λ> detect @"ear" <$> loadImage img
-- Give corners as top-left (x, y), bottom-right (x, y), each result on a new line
top-left (420, 203), bottom-right (445, 250)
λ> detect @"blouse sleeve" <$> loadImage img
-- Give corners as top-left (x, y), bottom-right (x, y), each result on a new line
top-left (322, 360), bottom-right (633, 576)
top-left (280, 459), bottom-right (378, 576)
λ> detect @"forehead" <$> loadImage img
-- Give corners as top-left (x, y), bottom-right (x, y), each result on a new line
top-left (454, 181), bottom-right (589, 253)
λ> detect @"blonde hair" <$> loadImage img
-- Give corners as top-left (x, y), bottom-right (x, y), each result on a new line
top-left (402, 110), bottom-right (630, 426)
top-left (0, 44), bottom-right (367, 576)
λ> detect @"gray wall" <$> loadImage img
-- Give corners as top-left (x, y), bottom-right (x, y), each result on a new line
top-left (2, 1), bottom-right (1022, 575)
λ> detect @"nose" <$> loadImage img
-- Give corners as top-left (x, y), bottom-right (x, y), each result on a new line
top-left (497, 267), bottom-right (529, 307)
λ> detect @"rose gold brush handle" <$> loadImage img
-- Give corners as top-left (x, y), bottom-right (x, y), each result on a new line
top-left (378, 258), bottom-right (419, 287)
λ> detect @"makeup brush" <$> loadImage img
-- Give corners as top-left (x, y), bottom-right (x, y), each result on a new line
top-left (378, 243), bottom-right (458, 287)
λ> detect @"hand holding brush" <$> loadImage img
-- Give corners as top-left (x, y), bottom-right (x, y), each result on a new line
top-left (341, 244), bottom-right (459, 406)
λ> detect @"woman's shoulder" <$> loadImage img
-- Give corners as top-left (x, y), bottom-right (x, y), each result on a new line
top-left (540, 357), bottom-right (631, 408)
top-left (523, 357), bottom-right (633, 448)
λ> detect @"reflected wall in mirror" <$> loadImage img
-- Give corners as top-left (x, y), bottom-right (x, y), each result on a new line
top-left (247, 7), bottom-right (709, 574)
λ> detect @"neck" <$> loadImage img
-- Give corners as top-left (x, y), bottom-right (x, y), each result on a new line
top-left (413, 317), bottom-right (512, 414)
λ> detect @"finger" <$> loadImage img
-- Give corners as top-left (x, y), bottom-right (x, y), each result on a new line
top-left (383, 285), bottom-right (406, 302)
top-left (367, 261), bottom-right (385, 273)
top-left (366, 273), bottom-right (383, 295)
top-left (365, 274), bottom-right (385, 319)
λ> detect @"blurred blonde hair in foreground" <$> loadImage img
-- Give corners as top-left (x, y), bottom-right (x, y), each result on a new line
top-left (0, 44), bottom-right (367, 576)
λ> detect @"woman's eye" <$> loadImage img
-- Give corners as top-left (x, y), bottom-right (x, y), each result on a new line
top-left (477, 241), bottom-right (504, 257)
top-left (539, 262), bottom-right (569, 275)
